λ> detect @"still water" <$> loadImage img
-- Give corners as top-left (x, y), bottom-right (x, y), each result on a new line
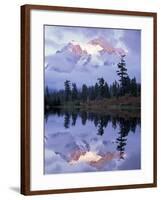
top-left (44, 109), bottom-right (141, 174)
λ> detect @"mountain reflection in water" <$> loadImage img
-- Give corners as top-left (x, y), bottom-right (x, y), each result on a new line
top-left (44, 108), bottom-right (141, 174)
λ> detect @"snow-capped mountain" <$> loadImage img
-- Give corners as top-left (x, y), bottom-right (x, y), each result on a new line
top-left (45, 37), bottom-right (126, 73)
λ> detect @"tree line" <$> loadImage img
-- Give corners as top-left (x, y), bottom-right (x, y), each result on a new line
top-left (45, 55), bottom-right (141, 107)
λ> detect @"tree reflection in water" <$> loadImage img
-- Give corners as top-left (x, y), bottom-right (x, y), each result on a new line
top-left (45, 108), bottom-right (140, 159)
top-left (64, 112), bottom-right (70, 128)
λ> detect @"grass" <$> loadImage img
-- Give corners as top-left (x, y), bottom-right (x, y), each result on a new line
top-left (58, 96), bottom-right (140, 109)
top-left (46, 96), bottom-right (141, 118)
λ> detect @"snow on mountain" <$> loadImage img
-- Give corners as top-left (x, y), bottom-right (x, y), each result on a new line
top-left (71, 40), bottom-right (103, 55)
top-left (89, 37), bottom-right (126, 56)
top-left (45, 37), bottom-right (126, 73)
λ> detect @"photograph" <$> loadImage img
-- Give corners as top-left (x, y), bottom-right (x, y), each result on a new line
top-left (21, 5), bottom-right (157, 194)
top-left (44, 25), bottom-right (141, 174)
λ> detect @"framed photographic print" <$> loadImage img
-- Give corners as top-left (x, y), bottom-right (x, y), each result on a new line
top-left (21, 4), bottom-right (157, 195)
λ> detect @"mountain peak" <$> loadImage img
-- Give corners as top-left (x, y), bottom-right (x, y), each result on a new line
top-left (64, 42), bottom-right (88, 57)
top-left (89, 37), bottom-right (126, 56)
top-left (46, 37), bottom-right (126, 73)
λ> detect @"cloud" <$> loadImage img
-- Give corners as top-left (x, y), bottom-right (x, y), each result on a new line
top-left (45, 26), bottom-right (128, 57)
top-left (120, 30), bottom-right (141, 54)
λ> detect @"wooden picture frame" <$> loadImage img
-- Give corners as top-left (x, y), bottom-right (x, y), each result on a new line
top-left (21, 4), bottom-right (157, 195)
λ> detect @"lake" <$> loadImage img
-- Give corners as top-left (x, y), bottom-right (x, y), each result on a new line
top-left (44, 108), bottom-right (141, 174)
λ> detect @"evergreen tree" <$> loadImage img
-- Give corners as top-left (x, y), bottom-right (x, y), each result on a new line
top-left (104, 82), bottom-right (110, 98)
top-left (45, 86), bottom-right (50, 107)
top-left (130, 77), bottom-right (137, 96)
top-left (110, 81), bottom-right (119, 97)
top-left (124, 76), bottom-right (131, 94)
top-left (71, 83), bottom-right (78, 101)
top-left (116, 55), bottom-right (128, 96)
top-left (137, 83), bottom-right (141, 96)
top-left (88, 86), bottom-right (95, 100)
top-left (64, 80), bottom-right (71, 101)
top-left (98, 77), bottom-right (105, 98)
top-left (81, 84), bottom-right (88, 101)
top-left (94, 83), bottom-right (99, 100)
